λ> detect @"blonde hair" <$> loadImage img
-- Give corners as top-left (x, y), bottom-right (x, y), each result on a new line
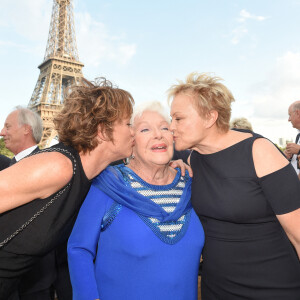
top-left (168, 72), bottom-right (235, 132)
top-left (230, 117), bottom-right (253, 131)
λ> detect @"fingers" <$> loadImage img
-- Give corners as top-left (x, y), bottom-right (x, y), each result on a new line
top-left (169, 160), bottom-right (193, 177)
top-left (185, 164), bottom-right (193, 177)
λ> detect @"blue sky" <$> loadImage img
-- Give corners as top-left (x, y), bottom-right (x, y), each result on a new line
top-left (1, 0), bottom-right (300, 144)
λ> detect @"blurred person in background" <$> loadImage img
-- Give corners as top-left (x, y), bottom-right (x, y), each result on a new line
top-left (230, 117), bottom-right (253, 132)
top-left (0, 106), bottom-right (42, 164)
top-left (285, 100), bottom-right (300, 177)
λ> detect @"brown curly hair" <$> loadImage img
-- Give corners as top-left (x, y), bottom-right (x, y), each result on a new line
top-left (54, 77), bottom-right (134, 153)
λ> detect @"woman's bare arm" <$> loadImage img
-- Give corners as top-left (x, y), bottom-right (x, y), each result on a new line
top-left (0, 152), bottom-right (73, 213)
top-left (253, 138), bottom-right (300, 259)
top-left (277, 208), bottom-right (300, 259)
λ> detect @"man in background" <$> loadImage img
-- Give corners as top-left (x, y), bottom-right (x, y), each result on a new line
top-left (0, 106), bottom-right (42, 165)
top-left (0, 154), bottom-right (10, 171)
top-left (0, 106), bottom-right (56, 300)
top-left (285, 100), bottom-right (300, 177)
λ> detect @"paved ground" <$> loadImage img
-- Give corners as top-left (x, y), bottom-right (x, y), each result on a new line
top-left (198, 276), bottom-right (202, 300)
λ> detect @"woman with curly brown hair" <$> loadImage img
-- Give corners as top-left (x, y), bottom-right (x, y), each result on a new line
top-left (0, 78), bottom-right (135, 300)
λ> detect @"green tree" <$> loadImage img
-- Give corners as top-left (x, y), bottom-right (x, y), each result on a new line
top-left (0, 138), bottom-right (13, 158)
top-left (274, 144), bottom-right (285, 153)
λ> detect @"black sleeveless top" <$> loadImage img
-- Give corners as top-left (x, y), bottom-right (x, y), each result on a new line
top-left (0, 143), bottom-right (91, 278)
top-left (191, 133), bottom-right (300, 300)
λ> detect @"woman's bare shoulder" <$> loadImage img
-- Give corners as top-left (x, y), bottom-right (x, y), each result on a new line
top-left (252, 138), bottom-right (288, 178)
top-left (0, 152), bottom-right (73, 213)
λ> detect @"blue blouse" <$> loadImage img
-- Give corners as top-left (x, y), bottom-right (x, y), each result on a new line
top-left (68, 167), bottom-right (204, 300)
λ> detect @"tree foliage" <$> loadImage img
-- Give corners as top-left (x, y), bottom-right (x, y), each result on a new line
top-left (0, 138), bottom-right (13, 158)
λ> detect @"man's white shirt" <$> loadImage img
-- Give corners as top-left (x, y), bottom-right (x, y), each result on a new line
top-left (14, 145), bottom-right (38, 162)
top-left (290, 130), bottom-right (300, 175)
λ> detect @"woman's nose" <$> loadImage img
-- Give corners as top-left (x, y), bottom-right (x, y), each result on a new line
top-left (169, 121), bottom-right (175, 131)
top-left (130, 127), bottom-right (134, 137)
top-left (153, 127), bottom-right (162, 138)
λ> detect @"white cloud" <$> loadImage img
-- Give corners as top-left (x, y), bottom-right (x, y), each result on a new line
top-left (236, 51), bottom-right (300, 142)
top-left (229, 9), bottom-right (268, 45)
top-left (0, 0), bottom-right (51, 42)
top-left (238, 9), bottom-right (268, 23)
top-left (251, 51), bottom-right (300, 119)
top-left (0, 1), bottom-right (136, 66)
top-left (76, 12), bottom-right (136, 66)
top-left (0, 0), bottom-right (51, 58)
top-left (231, 51), bottom-right (300, 142)
top-left (231, 26), bottom-right (248, 45)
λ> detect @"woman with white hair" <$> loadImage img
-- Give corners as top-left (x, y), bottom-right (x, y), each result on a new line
top-left (67, 101), bottom-right (204, 300)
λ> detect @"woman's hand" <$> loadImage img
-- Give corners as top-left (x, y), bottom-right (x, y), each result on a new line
top-left (169, 159), bottom-right (193, 177)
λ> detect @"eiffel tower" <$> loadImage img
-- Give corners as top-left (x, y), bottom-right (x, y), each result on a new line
top-left (28, 0), bottom-right (84, 147)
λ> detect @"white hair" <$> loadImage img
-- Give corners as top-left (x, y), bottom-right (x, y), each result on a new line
top-left (292, 101), bottom-right (300, 111)
top-left (14, 106), bottom-right (43, 143)
top-left (131, 101), bottom-right (170, 125)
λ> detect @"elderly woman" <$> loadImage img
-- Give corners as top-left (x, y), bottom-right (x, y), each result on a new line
top-left (67, 101), bottom-right (205, 300)
top-left (169, 72), bottom-right (300, 299)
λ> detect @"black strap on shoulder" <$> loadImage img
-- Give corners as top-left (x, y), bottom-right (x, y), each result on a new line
top-left (0, 146), bottom-right (76, 248)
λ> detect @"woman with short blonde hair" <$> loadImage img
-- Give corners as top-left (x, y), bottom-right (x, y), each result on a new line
top-left (169, 72), bottom-right (300, 299)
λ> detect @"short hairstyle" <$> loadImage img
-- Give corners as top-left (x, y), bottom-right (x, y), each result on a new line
top-left (14, 106), bottom-right (43, 143)
top-left (131, 101), bottom-right (170, 125)
top-left (230, 117), bottom-right (253, 131)
top-left (54, 77), bottom-right (134, 153)
top-left (291, 101), bottom-right (300, 112)
top-left (168, 72), bottom-right (235, 132)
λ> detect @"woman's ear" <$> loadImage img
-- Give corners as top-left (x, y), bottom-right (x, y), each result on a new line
top-left (205, 110), bottom-right (218, 129)
top-left (96, 124), bottom-right (108, 142)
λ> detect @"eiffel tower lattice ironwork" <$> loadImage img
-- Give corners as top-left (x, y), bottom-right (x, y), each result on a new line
top-left (28, 0), bottom-right (84, 147)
